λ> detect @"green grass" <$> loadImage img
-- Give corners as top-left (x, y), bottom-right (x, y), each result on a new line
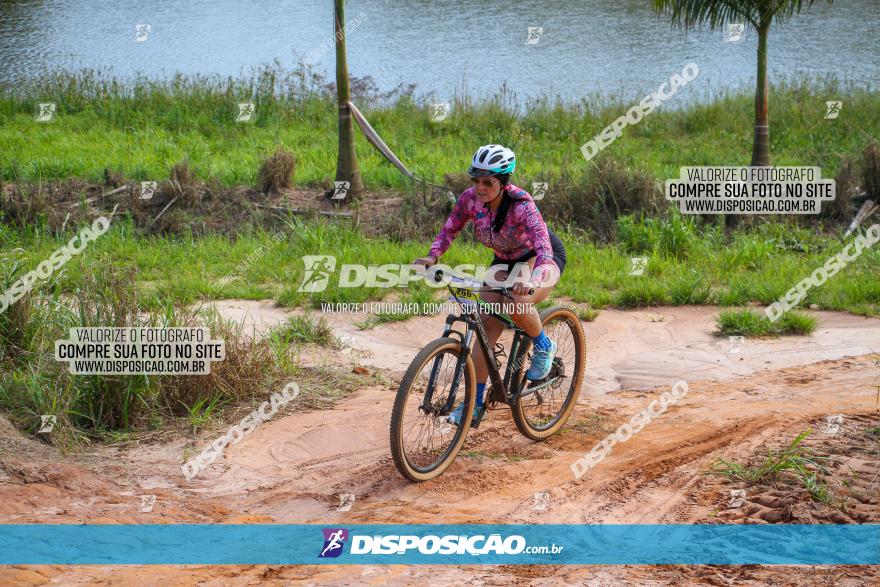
top-left (269, 313), bottom-right (341, 348)
top-left (575, 306), bottom-right (601, 322)
top-left (2, 66), bottom-right (878, 190)
top-left (710, 430), bottom-right (834, 504)
top-left (3, 213), bottom-right (879, 320)
top-left (715, 308), bottom-right (818, 337)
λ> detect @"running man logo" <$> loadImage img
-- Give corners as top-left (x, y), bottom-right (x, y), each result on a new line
top-left (332, 181), bottom-right (350, 200)
top-left (139, 494), bottom-right (156, 513)
top-left (237, 102), bottom-right (255, 122)
top-left (525, 26), bottom-right (543, 45)
top-left (140, 181), bottom-right (157, 200)
top-left (824, 414), bottom-right (844, 435)
top-left (729, 489), bottom-right (746, 508)
top-left (430, 103), bottom-right (449, 122)
top-left (630, 257), bottom-right (647, 276)
top-left (36, 102), bottom-right (56, 122)
top-left (135, 24), bottom-right (151, 42)
top-left (825, 101), bottom-right (842, 120)
top-left (725, 23), bottom-right (745, 42)
top-left (319, 528), bottom-right (349, 558)
top-left (727, 335), bottom-right (744, 354)
top-left (38, 415), bottom-right (57, 433)
top-left (337, 493), bottom-right (355, 512)
top-left (531, 182), bottom-right (548, 201)
top-left (298, 256), bottom-right (336, 292)
top-left (533, 491), bottom-right (550, 511)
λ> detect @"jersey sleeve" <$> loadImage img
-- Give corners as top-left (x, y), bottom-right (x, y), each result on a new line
top-left (428, 190), bottom-right (473, 260)
top-left (516, 200), bottom-right (556, 285)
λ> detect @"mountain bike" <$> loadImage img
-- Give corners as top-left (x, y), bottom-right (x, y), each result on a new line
top-left (390, 268), bottom-right (586, 482)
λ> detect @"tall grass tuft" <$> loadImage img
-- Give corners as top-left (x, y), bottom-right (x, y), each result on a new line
top-left (0, 257), bottom-right (301, 441)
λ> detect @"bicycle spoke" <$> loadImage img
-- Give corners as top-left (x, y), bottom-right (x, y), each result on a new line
top-left (518, 313), bottom-right (582, 431)
top-left (398, 347), bottom-right (468, 471)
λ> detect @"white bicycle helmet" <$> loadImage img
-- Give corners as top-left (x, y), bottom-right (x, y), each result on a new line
top-left (468, 144), bottom-right (516, 177)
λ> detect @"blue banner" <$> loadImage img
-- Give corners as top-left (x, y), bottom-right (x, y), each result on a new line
top-left (1, 524), bottom-right (877, 565)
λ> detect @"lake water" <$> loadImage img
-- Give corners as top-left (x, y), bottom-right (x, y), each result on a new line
top-left (1, 0), bottom-right (878, 103)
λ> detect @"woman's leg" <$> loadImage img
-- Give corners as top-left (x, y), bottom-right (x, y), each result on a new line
top-left (503, 258), bottom-right (560, 380)
top-left (503, 257), bottom-right (557, 335)
top-left (473, 267), bottom-right (510, 387)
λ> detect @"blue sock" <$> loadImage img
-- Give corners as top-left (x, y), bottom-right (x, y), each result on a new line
top-left (476, 383), bottom-right (486, 407)
top-left (532, 330), bottom-right (551, 351)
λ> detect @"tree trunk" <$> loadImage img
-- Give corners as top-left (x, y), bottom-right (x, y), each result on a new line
top-left (334, 0), bottom-right (364, 200)
top-left (750, 23), bottom-right (771, 167)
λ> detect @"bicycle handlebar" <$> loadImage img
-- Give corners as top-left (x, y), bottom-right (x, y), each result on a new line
top-left (430, 267), bottom-right (534, 297)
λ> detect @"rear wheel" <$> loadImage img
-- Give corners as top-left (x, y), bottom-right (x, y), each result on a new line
top-left (390, 337), bottom-right (476, 481)
top-left (511, 306), bottom-right (586, 440)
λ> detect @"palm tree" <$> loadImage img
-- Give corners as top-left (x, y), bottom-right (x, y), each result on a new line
top-left (334, 0), bottom-right (364, 200)
top-left (653, 0), bottom-right (832, 166)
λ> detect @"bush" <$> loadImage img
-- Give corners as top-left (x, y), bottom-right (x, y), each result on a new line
top-left (863, 141), bottom-right (880, 201)
top-left (715, 308), bottom-right (817, 337)
top-left (539, 157), bottom-right (662, 239)
top-left (0, 258), bottom-right (301, 439)
top-left (616, 212), bottom-right (701, 258)
top-left (258, 146), bottom-right (297, 193)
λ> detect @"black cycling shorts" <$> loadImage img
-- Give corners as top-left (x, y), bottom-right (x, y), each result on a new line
top-left (489, 229), bottom-right (567, 278)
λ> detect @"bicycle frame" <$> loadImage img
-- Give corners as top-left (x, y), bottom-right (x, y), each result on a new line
top-left (420, 286), bottom-right (532, 419)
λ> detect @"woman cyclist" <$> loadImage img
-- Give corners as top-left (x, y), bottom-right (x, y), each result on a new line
top-left (413, 144), bottom-right (567, 425)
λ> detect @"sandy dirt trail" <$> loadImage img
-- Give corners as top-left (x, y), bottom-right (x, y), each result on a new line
top-left (2, 304), bottom-right (879, 586)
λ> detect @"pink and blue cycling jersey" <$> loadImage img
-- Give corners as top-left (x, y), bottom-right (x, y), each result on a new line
top-left (427, 183), bottom-right (556, 282)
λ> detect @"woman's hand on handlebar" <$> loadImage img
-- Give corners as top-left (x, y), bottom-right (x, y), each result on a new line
top-left (412, 255), bottom-right (437, 268)
top-left (511, 281), bottom-right (537, 296)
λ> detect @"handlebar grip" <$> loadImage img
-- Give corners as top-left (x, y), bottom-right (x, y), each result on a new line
top-left (528, 287), bottom-right (535, 295)
top-left (433, 268), bottom-right (444, 283)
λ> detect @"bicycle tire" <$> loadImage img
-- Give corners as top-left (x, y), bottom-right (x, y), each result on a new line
top-left (390, 337), bottom-right (476, 481)
top-left (511, 306), bottom-right (586, 441)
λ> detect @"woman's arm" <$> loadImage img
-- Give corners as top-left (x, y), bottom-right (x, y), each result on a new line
top-left (516, 200), bottom-right (557, 285)
top-left (426, 190), bottom-right (473, 260)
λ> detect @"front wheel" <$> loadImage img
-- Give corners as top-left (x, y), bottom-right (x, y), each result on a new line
top-left (511, 306), bottom-right (586, 440)
top-left (390, 337), bottom-right (476, 482)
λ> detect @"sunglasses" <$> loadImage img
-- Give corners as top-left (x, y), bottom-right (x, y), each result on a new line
top-left (469, 177), bottom-right (498, 188)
